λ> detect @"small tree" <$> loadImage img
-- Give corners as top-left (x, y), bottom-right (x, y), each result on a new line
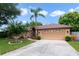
top-left (7, 20), bottom-right (27, 39)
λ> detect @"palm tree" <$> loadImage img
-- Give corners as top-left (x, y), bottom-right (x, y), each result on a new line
top-left (30, 8), bottom-right (45, 26)
top-left (30, 8), bottom-right (45, 38)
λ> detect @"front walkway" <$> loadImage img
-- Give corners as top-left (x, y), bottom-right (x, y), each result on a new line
top-left (3, 40), bottom-right (78, 56)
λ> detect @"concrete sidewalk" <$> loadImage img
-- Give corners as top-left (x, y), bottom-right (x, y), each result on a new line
top-left (3, 40), bottom-right (78, 56)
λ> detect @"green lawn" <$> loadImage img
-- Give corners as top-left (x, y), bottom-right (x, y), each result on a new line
top-left (68, 41), bottom-right (79, 52)
top-left (0, 38), bottom-right (32, 55)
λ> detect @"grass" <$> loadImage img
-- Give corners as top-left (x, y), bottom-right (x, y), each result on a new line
top-left (68, 41), bottom-right (79, 52)
top-left (0, 38), bottom-right (33, 55)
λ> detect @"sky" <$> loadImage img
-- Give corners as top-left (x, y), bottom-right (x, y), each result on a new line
top-left (14, 3), bottom-right (79, 25)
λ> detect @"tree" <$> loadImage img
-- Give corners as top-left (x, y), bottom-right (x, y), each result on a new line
top-left (6, 21), bottom-right (27, 37)
top-left (25, 21), bottom-right (30, 27)
top-left (0, 3), bottom-right (20, 26)
top-left (29, 21), bottom-right (42, 27)
top-left (25, 21), bottom-right (43, 27)
top-left (59, 11), bottom-right (79, 31)
top-left (30, 8), bottom-right (45, 26)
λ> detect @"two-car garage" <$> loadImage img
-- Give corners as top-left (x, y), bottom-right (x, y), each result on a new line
top-left (35, 24), bottom-right (71, 40)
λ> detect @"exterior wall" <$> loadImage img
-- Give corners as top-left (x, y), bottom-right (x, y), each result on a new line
top-left (37, 28), bottom-right (70, 40)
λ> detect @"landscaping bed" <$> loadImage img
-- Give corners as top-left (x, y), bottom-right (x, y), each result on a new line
top-left (0, 38), bottom-right (33, 55)
top-left (68, 41), bottom-right (79, 52)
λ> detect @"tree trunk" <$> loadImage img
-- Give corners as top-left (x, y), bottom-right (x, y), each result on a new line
top-left (35, 16), bottom-right (37, 26)
top-left (34, 16), bottom-right (37, 37)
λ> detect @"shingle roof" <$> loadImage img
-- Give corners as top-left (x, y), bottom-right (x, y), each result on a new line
top-left (35, 24), bottom-right (71, 30)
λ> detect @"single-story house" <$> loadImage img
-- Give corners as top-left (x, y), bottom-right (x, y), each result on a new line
top-left (28, 24), bottom-right (71, 40)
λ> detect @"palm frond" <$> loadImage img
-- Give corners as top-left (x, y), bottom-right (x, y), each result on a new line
top-left (38, 14), bottom-right (45, 18)
top-left (30, 9), bottom-right (35, 13)
top-left (30, 8), bottom-right (42, 13)
top-left (36, 8), bottom-right (42, 12)
top-left (30, 15), bottom-right (34, 20)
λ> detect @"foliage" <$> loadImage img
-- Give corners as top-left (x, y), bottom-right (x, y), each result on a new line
top-left (65, 36), bottom-right (72, 41)
top-left (59, 12), bottom-right (79, 31)
top-left (32, 35), bottom-right (41, 40)
top-left (36, 36), bottom-right (41, 40)
top-left (0, 31), bottom-right (7, 38)
top-left (6, 21), bottom-right (27, 37)
top-left (30, 8), bottom-right (45, 25)
top-left (0, 3), bottom-right (20, 26)
top-left (71, 35), bottom-right (77, 41)
top-left (25, 21), bottom-right (43, 27)
top-left (25, 21), bottom-right (30, 27)
top-left (29, 21), bottom-right (42, 27)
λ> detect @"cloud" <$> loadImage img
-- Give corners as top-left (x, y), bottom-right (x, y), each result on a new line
top-left (75, 7), bottom-right (79, 10)
top-left (29, 10), bottom-right (48, 16)
top-left (68, 7), bottom-right (79, 12)
top-left (22, 20), bottom-right (26, 24)
top-left (20, 8), bottom-right (28, 16)
top-left (69, 8), bottom-right (75, 12)
top-left (50, 10), bottom-right (65, 17)
top-left (75, 7), bottom-right (79, 12)
top-left (39, 10), bottom-right (48, 16)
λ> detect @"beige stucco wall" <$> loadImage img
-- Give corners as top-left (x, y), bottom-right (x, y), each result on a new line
top-left (37, 28), bottom-right (70, 40)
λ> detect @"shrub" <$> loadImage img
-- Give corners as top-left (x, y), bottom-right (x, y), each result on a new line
top-left (65, 36), bottom-right (72, 41)
top-left (7, 21), bottom-right (27, 37)
top-left (0, 31), bottom-right (8, 38)
top-left (36, 36), bottom-right (41, 40)
top-left (32, 36), bottom-right (41, 40)
top-left (71, 35), bottom-right (77, 41)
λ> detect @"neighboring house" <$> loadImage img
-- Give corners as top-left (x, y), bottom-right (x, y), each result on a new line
top-left (28, 24), bottom-right (71, 40)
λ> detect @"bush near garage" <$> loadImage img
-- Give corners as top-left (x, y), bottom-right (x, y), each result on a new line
top-left (36, 36), bottom-right (41, 40)
top-left (32, 35), bottom-right (41, 40)
top-left (71, 35), bottom-right (77, 41)
top-left (65, 36), bottom-right (72, 41)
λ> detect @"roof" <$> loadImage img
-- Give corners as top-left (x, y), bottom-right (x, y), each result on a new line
top-left (35, 24), bottom-right (71, 30)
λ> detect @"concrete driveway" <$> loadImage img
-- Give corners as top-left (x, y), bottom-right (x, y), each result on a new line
top-left (3, 40), bottom-right (78, 56)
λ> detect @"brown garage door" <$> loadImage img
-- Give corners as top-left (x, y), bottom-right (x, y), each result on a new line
top-left (38, 30), bottom-right (67, 40)
top-left (42, 32), bottom-right (65, 40)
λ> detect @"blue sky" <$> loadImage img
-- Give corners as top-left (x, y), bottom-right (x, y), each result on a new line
top-left (15, 3), bottom-right (79, 25)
